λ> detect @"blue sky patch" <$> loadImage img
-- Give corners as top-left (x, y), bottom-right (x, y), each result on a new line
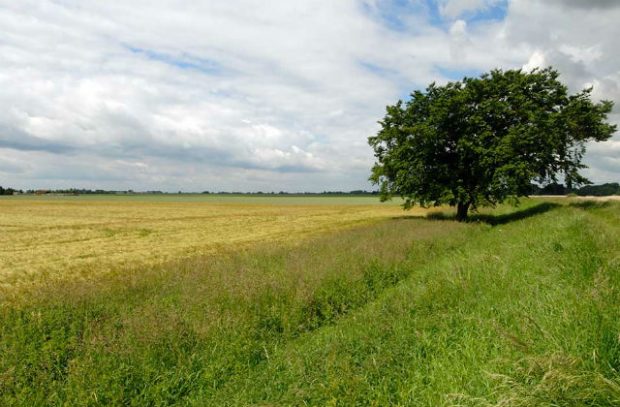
top-left (436, 66), bottom-right (482, 81)
top-left (362, 0), bottom-right (508, 32)
top-left (359, 60), bottom-right (399, 77)
top-left (459, 1), bottom-right (508, 24)
top-left (125, 45), bottom-right (222, 75)
top-left (360, 0), bottom-right (431, 32)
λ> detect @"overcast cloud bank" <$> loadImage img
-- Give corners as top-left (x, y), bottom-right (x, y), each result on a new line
top-left (0, 0), bottom-right (618, 191)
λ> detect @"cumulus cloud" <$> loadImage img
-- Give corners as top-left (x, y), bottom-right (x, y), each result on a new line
top-left (0, 0), bottom-right (618, 191)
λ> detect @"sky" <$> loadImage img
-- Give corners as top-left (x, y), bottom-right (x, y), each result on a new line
top-left (0, 0), bottom-right (619, 192)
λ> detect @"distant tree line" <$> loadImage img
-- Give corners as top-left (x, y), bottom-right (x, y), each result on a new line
top-left (203, 190), bottom-right (380, 195)
top-left (530, 182), bottom-right (620, 196)
top-left (12, 188), bottom-right (381, 196)
top-left (0, 186), bottom-right (23, 195)
top-left (6, 185), bottom-right (618, 197)
top-left (19, 188), bottom-right (137, 195)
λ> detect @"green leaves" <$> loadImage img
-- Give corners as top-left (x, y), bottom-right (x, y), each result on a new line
top-left (369, 67), bottom-right (617, 219)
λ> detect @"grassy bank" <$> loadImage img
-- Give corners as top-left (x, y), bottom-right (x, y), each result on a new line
top-left (1, 201), bottom-right (619, 405)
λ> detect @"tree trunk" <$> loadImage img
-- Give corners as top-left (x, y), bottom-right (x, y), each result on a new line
top-left (456, 201), bottom-right (470, 222)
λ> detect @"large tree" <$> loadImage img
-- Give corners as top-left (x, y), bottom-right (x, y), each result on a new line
top-left (368, 67), bottom-right (616, 221)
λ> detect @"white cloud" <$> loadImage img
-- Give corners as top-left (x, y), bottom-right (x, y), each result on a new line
top-left (0, 0), bottom-right (618, 191)
top-left (522, 50), bottom-right (545, 71)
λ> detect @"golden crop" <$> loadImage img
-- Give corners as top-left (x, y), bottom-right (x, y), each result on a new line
top-left (0, 196), bottom-right (426, 292)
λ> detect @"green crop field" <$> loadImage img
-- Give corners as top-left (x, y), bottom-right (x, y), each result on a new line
top-left (1, 197), bottom-right (619, 406)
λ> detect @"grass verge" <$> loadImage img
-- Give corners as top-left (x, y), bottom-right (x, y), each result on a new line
top-left (1, 200), bottom-right (619, 406)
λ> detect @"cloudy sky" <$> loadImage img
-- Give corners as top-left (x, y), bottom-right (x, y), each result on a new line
top-left (1, 0), bottom-right (619, 192)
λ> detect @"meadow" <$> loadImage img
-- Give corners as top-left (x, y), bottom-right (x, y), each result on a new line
top-left (1, 195), bottom-right (619, 406)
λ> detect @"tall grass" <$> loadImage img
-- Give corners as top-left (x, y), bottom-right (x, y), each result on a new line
top-left (210, 201), bottom-right (620, 406)
top-left (1, 201), bottom-right (619, 406)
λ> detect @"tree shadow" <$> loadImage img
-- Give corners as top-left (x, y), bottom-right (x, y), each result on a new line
top-left (425, 202), bottom-right (561, 225)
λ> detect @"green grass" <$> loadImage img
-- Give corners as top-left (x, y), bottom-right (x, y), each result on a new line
top-left (1, 200), bottom-right (619, 406)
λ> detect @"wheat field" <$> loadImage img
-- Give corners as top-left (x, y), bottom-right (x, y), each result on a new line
top-left (0, 195), bottom-right (421, 291)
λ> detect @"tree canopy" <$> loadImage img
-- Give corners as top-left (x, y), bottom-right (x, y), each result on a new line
top-left (368, 67), bottom-right (616, 220)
